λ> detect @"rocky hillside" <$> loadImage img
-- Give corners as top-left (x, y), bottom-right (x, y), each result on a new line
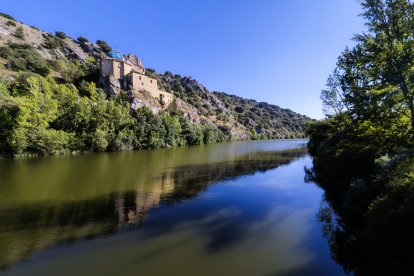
top-left (146, 71), bottom-right (311, 139)
top-left (0, 13), bottom-right (107, 63)
top-left (0, 12), bottom-right (310, 142)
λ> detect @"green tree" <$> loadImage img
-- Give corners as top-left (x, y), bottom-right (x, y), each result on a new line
top-left (56, 60), bottom-right (84, 83)
top-left (43, 33), bottom-right (63, 49)
top-left (182, 121), bottom-right (203, 145)
top-left (326, 0), bottom-right (414, 138)
top-left (320, 69), bottom-right (347, 117)
top-left (55, 31), bottom-right (67, 39)
top-left (77, 36), bottom-right (88, 43)
top-left (4, 76), bottom-right (73, 155)
top-left (96, 40), bottom-right (112, 53)
top-left (78, 80), bottom-right (98, 99)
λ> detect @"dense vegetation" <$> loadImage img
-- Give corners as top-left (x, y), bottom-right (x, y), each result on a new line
top-left (0, 43), bottom-right (50, 76)
top-left (0, 41), bottom-right (230, 157)
top-left (0, 73), bottom-right (230, 157)
top-left (307, 1), bottom-right (414, 275)
top-left (0, 12), bottom-right (309, 157)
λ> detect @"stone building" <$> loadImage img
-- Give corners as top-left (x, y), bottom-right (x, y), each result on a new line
top-left (101, 53), bottom-right (173, 105)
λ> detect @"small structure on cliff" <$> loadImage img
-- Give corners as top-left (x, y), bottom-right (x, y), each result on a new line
top-left (100, 52), bottom-right (173, 105)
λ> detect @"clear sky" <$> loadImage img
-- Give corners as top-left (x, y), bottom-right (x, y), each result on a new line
top-left (1, 0), bottom-right (364, 118)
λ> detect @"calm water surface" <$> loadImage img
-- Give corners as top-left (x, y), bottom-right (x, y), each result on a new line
top-left (0, 139), bottom-right (345, 276)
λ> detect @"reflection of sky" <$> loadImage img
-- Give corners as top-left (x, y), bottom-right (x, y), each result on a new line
top-left (202, 139), bottom-right (309, 163)
top-left (4, 156), bottom-right (345, 276)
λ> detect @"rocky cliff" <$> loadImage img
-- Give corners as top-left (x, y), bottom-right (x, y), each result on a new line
top-left (0, 13), bottom-right (311, 140)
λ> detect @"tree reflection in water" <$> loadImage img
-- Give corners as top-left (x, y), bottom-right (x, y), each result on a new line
top-left (0, 148), bottom-right (306, 271)
top-left (308, 161), bottom-right (414, 276)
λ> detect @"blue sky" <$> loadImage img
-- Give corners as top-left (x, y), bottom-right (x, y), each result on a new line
top-left (2, 0), bottom-right (364, 118)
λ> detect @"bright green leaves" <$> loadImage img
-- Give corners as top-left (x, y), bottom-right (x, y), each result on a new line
top-left (322, 0), bottom-right (414, 147)
top-left (0, 71), bottom-right (232, 157)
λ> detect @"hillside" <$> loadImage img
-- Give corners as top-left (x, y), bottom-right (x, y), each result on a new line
top-left (0, 13), bottom-right (311, 156)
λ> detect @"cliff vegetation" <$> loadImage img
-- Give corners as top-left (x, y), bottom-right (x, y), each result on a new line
top-left (0, 13), bottom-right (310, 157)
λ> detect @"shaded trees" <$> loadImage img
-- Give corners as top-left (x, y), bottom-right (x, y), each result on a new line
top-left (308, 1), bottom-right (414, 274)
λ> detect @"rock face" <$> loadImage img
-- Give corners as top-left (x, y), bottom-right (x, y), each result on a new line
top-left (124, 54), bottom-right (145, 74)
top-left (175, 98), bottom-right (201, 123)
top-left (0, 14), bottom-right (311, 140)
top-left (131, 98), bottom-right (160, 113)
top-left (99, 75), bottom-right (122, 97)
top-left (0, 16), bottom-right (107, 62)
top-left (130, 91), bottom-right (161, 114)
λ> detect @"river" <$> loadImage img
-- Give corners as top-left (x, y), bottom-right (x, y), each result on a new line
top-left (0, 139), bottom-right (346, 276)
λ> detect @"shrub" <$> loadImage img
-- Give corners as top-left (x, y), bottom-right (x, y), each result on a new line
top-left (234, 106), bottom-right (244, 113)
top-left (43, 33), bottom-right (63, 49)
top-left (5, 20), bottom-right (16, 27)
top-left (55, 60), bottom-right (84, 83)
top-left (77, 36), bottom-right (89, 43)
top-left (0, 44), bottom-right (50, 76)
top-left (14, 27), bottom-right (24, 39)
top-left (78, 80), bottom-right (98, 98)
top-left (55, 31), bottom-right (67, 39)
top-left (96, 40), bottom-right (112, 53)
top-left (0, 13), bottom-right (15, 21)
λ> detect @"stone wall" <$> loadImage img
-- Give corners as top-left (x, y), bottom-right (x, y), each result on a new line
top-left (101, 59), bottom-right (132, 80)
top-left (101, 58), bottom-right (174, 106)
top-left (129, 71), bottom-right (158, 92)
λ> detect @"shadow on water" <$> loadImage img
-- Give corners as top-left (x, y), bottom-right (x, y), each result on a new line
top-left (0, 142), bottom-right (307, 271)
top-left (307, 154), bottom-right (414, 275)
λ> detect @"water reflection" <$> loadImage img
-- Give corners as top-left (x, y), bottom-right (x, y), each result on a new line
top-left (308, 154), bottom-right (414, 275)
top-left (0, 140), bottom-right (310, 272)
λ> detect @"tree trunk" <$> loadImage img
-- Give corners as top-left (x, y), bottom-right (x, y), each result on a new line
top-left (410, 94), bottom-right (414, 130)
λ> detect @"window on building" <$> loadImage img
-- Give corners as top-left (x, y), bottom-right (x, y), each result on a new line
top-left (139, 76), bottom-right (141, 80)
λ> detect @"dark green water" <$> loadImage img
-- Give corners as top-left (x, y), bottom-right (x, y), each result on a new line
top-left (0, 139), bottom-right (345, 276)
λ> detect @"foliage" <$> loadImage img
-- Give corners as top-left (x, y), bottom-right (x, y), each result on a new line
top-left (320, 69), bottom-right (347, 116)
top-left (216, 92), bottom-right (309, 139)
top-left (0, 44), bottom-right (50, 76)
top-left (43, 33), bottom-right (63, 49)
top-left (55, 57), bottom-right (99, 84)
top-left (96, 40), bottom-right (112, 53)
top-left (77, 36), bottom-right (88, 44)
top-left (55, 31), bottom-right (67, 39)
top-left (234, 106), bottom-right (244, 113)
top-left (5, 20), bottom-right (15, 27)
top-left (148, 71), bottom-right (310, 139)
top-left (0, 14), bottom-right (309, 157)
top-left (307, 1), bottom-right (414, 274)
top-left (14, 27), bottom-right (24, 39)
top-left (0, 73), bottom-right (230, 157)
top-left (0, 13), bottom-right (15, 21)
